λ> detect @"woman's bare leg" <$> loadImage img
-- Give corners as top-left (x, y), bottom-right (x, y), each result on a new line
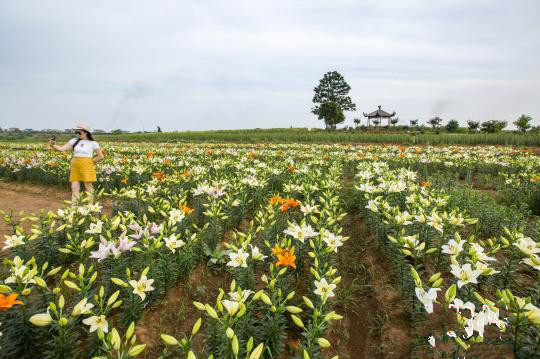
top-left (71, 181), bottom-right (81, 204)
top-left (84, 182), bottom-right (94, 202)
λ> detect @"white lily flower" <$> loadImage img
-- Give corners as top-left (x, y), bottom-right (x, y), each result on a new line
top-left (470, 243), bottom-right (496, 262)
top-left (314, 278), bottom-right (336, 299)
top-left (82, 315), bottom-right (109, 333)
top-left (222, 299), bottom-right (240, 316)
top-left (514, 235), bottom-right (540, 256)
top-left (450, 263), bottom-right (482, 288)
top-left (72, 298), bottom-right (95, 316)
top-left (164, 235), bottom-right (186, 253)
top-left (129, 275), bottom-right (155, 301)
top-left (168, 209), bottom-right (185, 224)
top-left (85, 220), bottom-right (103, 234)
top-left (415, 287), bottom-right (440, 314)
top-left (250, 245), bottom-right (267, 261)
top-left (2, 235), bottom-right (25, 251)
top-left (227, 249), bottom-right (249, 268)
top-left (283, 223), bottom-right (318, 243)
top-left (441, 238), bottom-right (465, 257)
top-left (322, 231), bottom-right (344, 253)
top-left (522, 255), bottom-right (540, 271)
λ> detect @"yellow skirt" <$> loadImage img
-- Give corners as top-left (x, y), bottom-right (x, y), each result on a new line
top-left (70, 157), bottom-right (97, 182)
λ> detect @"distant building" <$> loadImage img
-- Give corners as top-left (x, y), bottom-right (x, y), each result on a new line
top-left (93, 129), bottom-right (106, 133)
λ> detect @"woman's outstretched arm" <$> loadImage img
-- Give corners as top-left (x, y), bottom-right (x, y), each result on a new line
top-left (49, 139), bottom-right (73, 152)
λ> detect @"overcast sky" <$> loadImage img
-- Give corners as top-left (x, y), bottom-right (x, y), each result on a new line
top-left (1, 0), bottom-right (539, 131)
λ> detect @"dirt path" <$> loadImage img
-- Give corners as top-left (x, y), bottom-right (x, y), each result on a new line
top-left (0, 180), bottom-right (111, 242)
top-left (0, 181), bottom-right (71, 240)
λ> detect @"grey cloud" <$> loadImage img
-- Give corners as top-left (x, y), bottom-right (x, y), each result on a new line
top-left (0, 0), bottom-right (539, 131)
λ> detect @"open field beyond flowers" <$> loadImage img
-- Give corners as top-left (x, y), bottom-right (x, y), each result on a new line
top-left (0, 142), bottom-right (539, 359)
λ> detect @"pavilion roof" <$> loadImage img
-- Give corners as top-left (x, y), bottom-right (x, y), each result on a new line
top-left (363, 105), bottom-right (396, 118)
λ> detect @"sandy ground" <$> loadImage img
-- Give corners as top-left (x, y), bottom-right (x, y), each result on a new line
top-left (0, 181), bottom-right (71, 240)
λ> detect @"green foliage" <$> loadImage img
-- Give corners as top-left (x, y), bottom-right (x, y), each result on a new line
top-left (445, 119), bottom-right (460, 132)
top-left (481, 120), bottom-right (507, 133)
top-left (427, 117), bottom-right (443, 129)
top-left (311, 71), bottom-right (356, 125)
top-left (467, 120), bottom-right (480, 132)
top-left (513, 114), bottom-right (533, 132)
top-left (410, 119), bottom-right (419, 126)
top-left (316, 101), bottom-right (345, 129)
top-left (4, 127), bottom-right (540, 146)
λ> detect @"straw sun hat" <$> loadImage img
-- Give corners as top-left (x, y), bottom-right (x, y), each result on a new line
top-left (74, 123), bottom-right (91, 132)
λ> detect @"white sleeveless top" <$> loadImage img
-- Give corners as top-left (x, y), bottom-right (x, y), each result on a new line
top-left (68, 138), bottom-right (100, 158)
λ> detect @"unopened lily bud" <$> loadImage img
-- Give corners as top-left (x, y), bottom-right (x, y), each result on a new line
top-left (317, 337), bottom-right (331, 348)
top-left (303, 296), bottom-right (314, 309)
top-left (286, 306), bottom-right (303, 314)
top-left (192, 318), bottom-right (202, 335)
top-left (249, 343), bottom-right (264, 359)
top-left (432, 278), bottom-right (443, 288)
top-left (428, 273), bottom-right (441, 283)
top-left (232, 335), bottom-right (239, 355)
top-left (260, 293), bottom-right (272, 306)
top-left (286, 291), bottom-right (295, 301)
top-left (226, 327), bottom-right (234, 339)
top-left (193, 301), bottom-right (206, 310)
top-left (161, 334), bottom-right (179, 346)
top-left (205, 304), bottom-right (219, 319)
top-left (291, 314), bottom-right (304, 328)
top-left (128, 344), bottom-right (146, 357)
top-left (29, 312), bottom-right (52, 326)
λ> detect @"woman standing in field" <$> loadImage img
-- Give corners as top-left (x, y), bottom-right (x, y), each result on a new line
top-left (48, 123), bottom-right (104, 202)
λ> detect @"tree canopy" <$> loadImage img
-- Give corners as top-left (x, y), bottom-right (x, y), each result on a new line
top-left (513, 114), bottom-right (532, 132)
top-left (312, 71), bottom-right (356, 129)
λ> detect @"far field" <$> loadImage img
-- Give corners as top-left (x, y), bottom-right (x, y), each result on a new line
top-left (1, 127), bottom-right (540, 146)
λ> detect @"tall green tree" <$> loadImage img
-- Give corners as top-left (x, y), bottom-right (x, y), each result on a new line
top-left (513, 114), bottom-right (532, 132)
top-left (445, 119), bottom-right (459, 132)
top-left (481, 120), bottom-right (507, 133)
top-left (427, 116), bottom-right (442, 129)
top-left (467, 120), bottom-right (480, 132)
top-left (312, 71), bottom-right (356, 129)
top-left (316, 101), bottom-right (345, 130)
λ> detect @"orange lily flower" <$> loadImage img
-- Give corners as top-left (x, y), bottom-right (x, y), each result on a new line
top-left (276, 249), bottom-right (296, 269)
top-left (152, 172), bottom-right (166, 181)
top-left (0, 293), bottom-right (23, 311)
top-left (269, 195), bottom-right (285, 206)
top-left (272, 244), bottom-right (286, 257)
top-left (120, 177), bottom-right (129, 185)
top-left (181, 204), bottom-right (194, 215)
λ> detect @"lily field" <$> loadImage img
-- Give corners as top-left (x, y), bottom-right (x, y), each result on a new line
top-left (0, 142), bottom-right (539, 359)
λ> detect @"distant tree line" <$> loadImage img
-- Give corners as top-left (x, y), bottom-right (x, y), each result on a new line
top-left (311, 71), bottom-right (537, 134)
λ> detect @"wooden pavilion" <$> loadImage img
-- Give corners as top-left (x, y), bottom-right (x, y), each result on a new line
top-left (363, 105), bottom-right (396, 127)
